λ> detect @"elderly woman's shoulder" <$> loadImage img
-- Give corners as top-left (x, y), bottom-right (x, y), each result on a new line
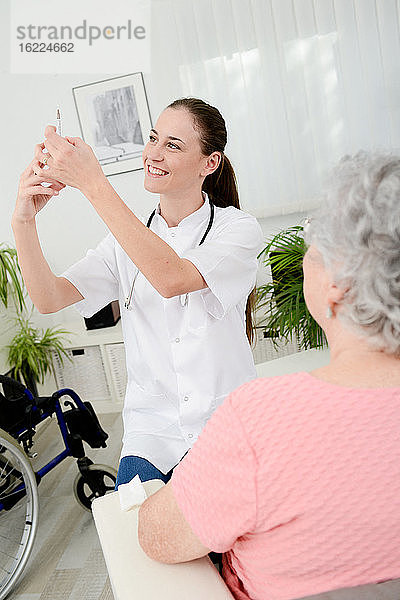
top-left (221, 373), bottom-right (313, 440)
top-left (229, 372), bottom-right (312, 409)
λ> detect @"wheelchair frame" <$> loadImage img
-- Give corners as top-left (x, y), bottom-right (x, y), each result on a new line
top-left (0, 377), bottom-right (117, 599)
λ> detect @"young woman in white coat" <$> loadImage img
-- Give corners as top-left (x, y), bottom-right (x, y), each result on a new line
top-left (12, 97), bottom-right (263, 485)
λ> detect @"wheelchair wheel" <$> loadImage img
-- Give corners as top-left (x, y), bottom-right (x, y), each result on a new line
top-left (0, 457), bottom-right (11, 494)
top-left (73, 464), bottom-right (117, 511)
top-left (0, 428), bottom-right (39, 600)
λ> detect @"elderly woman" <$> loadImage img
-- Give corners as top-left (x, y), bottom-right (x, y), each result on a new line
top-left (138, 152), bottom-right (400, 600)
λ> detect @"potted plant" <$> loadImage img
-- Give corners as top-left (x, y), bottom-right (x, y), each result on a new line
top-left (256, 225), bottom-right (326, 350)
top-left (6, 314), bottom-right (71, 396)
top-left (0, 243), bottom-right (71, 395)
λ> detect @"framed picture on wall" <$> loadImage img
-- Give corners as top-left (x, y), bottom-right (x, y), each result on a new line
top-left (72, 72), bottom-right (152, 177)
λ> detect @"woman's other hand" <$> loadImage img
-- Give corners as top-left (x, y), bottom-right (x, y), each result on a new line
top-left (13, 154), bottom-right (66, 225)
top-left (34, 125), bottom-right (106, 195)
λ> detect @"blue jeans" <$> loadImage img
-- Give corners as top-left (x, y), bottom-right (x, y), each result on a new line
top-left (115, 455), bottom-right (173, 489)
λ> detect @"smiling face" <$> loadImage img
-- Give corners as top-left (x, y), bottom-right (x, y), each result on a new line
top-left (142, 107), bottom-right (211, 199)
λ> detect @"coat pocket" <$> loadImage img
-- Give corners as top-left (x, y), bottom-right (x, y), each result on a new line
top-left (123, 381), bottom-right (175, 434)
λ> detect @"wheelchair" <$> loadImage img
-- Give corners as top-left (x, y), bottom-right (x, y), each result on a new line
top-left (0, 374), bottom-right (117, 600)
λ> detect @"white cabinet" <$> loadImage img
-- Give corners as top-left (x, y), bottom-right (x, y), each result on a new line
top-left (50, 321), bottom-right (126, 413)
top-left (104, 343), bottom-right (128, 403)
top-left (252, 327), bottom-right (300, 364)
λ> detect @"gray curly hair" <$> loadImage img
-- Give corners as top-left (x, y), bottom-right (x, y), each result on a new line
top-left (305, 151), bottom-right (400, 355)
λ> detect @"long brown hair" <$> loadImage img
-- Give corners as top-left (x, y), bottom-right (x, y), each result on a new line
top-left (167, 98), bottom-right (256, 345)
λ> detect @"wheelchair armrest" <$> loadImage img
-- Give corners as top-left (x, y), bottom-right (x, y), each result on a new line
top-left (0, 374), bottom-right (28, 398)
top-left (35, 396), bottom-right (56, 414)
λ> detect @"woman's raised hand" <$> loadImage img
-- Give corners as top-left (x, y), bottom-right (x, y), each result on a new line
top-left (13, 152), bottom-right (66, 224)
top-left (34, 125), bottom-right (105, 194)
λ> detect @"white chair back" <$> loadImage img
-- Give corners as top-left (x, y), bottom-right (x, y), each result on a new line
top-left (92, 483), bottom-right (234, 600)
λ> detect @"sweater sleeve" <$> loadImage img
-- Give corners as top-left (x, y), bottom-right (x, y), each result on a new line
top-left (171, 394), bottom-right (257, 553)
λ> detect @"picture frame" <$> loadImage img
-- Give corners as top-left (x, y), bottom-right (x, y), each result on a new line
top-left (72, 72), bottom-right (152, 177)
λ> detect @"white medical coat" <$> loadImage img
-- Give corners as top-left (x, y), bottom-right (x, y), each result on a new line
top-left (62, 195), bottom-right (263, 473)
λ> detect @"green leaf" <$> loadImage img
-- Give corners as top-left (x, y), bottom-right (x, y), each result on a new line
top-left (6, 316), bottom-right (72, 385)
top-left (256, 225), bottom-right (327, 350)
top-left (0, 244), bottom-right (27, 312)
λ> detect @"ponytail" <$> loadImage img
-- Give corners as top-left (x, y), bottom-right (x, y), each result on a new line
top-left (167, 97), bottom-right (256, 345)
top-left (245, 288), bottom-right (256, 346)
top-left (203, 154), bottom-right (256, 345)
top-left (202, 154), bottom-right (240, 209)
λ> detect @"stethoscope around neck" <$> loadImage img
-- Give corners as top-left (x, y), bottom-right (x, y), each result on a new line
top-left (124, 202), bottom-right (215, 310)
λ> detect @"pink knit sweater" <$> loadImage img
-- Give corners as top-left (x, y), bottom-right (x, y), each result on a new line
top-left (171, 372), bottom-right (400, 600)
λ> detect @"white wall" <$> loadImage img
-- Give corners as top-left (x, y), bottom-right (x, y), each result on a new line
top-left (0, 0), bottom-right (304, 342)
